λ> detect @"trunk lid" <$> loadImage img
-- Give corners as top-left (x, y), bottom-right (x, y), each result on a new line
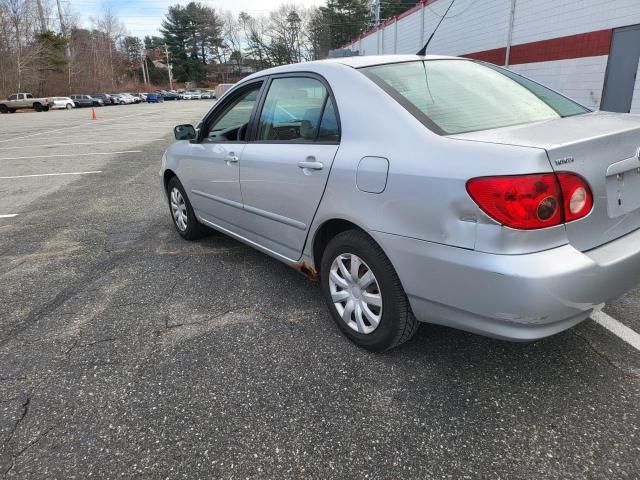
top-left (453, 111), bottom-right (640, 251)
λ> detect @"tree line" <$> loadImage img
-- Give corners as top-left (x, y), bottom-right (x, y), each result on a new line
top-left (0, 0), bottom-right (411, 98)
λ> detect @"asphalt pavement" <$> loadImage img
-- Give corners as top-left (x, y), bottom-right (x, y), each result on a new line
top-left (1, 102), bottom-right (639, 479)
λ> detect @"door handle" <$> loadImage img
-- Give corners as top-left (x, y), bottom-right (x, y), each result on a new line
top-left (298, 160), bottom-right (323, 170)
top-left (226, 153), bottom-right (239, 165)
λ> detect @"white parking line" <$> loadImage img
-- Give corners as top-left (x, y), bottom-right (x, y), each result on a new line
top-left (0, 111), bottom-right (151, 144)
top-left (0, 170), bottom-right (103, 179)
top-left (0, 214), bottom-right (18, 218)
top-left (0, 151), bottom-right (141, 161)
top-left (591, 310), bottom-right (640, 351)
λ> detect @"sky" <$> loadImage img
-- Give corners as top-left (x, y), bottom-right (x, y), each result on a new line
top-left (75, 0), bottom-right (326, 38)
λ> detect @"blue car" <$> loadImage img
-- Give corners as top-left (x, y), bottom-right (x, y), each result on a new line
top-left (147, 93), bottom-right (164, 103)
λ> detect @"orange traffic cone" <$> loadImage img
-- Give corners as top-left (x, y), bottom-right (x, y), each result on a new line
top-left (91, 107), bottom-right (97, 121)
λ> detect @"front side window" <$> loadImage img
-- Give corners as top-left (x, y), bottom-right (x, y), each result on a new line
top-left (26, 94), bottom-right (33, 99)
top-left (257, 77), bottom-right (328, 142)
top-left (361, 60), bottom-right (589, 135)
top-left (205, 83), bottom-right (262, 142)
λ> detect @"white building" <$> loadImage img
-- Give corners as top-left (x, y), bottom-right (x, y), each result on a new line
top-left (341, 0), bottom-right (640, 113)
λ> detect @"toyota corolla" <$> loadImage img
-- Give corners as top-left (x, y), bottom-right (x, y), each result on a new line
top-left (160, 55), bottom-right (640, 351)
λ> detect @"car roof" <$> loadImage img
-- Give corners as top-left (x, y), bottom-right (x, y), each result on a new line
top-left (241, 54), bottom-right (461, 82)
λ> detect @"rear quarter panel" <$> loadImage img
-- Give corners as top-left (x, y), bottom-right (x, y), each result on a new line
top-left (305, 63), bottom-right (569, 266)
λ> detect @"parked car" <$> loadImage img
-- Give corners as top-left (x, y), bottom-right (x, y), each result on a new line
top-left (91, 93), bottom-right (114, 105)
top-left (161, 55), bottom-right (640, 351)
top-left (181, 92), bottom-right (194, 100)
top-left (0, 93), bottom-right (54, 113)
top-left (162, 91), bottom-right (180, 101)
top-left (109, 94), bottom-right (129, 105)
top-left (123, 93), bottom-right (141, 104)
top-left (71, 94), bottom-right (103, 108)
top-left (137, 93), bottom-right (148, 102)
top-left (190, 91), bottom-right (203, 100)
top-left (51, 97), bottom-right (75, 110)
top-left (201, 91), bottom-right (212, 99)
top-left (146, 93), bottom-right (164, 103)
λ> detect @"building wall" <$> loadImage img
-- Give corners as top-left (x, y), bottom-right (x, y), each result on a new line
top-left (344, 0), bottom-right (640, 112)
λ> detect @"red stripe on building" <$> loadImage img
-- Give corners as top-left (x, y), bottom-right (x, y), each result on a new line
top-left (462, 48), bottom-right (506, 65)
top-left (462, 29), bottom-right (613, 65)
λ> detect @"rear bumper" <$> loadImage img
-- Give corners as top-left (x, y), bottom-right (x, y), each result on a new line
top-left (372, 228), bottom-right (640, 341)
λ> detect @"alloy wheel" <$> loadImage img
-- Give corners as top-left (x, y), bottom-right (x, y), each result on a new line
top-left (170, 187), bottom-right (188, 231)
top-left (329, 253), bottom-right (383, 334)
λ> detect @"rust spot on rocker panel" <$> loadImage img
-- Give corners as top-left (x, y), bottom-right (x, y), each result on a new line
top-left (291, 260), bottom-right (319, 281)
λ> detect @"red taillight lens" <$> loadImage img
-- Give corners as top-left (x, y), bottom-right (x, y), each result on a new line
top-left (466, 172), bottom-right (593, 230)
top-left (556, 172), bottom-right (593, 222)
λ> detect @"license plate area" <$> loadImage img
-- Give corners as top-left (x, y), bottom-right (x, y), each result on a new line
top-left (606, 157), bottom-right (640, 218)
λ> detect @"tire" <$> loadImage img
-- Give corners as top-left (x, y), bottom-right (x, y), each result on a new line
top-left (0, 105), bottom-right (7, 114)
top-left (320, 229), bottom-right (419, 351)
top-left (42, 106), bottom-right (49, 112)
top-left (33, 103), bottom-right (42, 112)
top-left (166, 176), bottom-right (208, 240)
top-left (66, 103), bottom-right (73, 110)
top-left (8, 109), bottom-right (16, 113)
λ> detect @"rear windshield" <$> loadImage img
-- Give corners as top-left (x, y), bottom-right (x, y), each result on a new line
top-left (360, 60), bottom-right (589, 135)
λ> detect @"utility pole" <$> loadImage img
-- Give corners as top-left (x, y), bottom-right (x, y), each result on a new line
top-left (56, 0), bottom-right (72, 94)
top-left (374, 0), bottom-right (381, 27)
top-left (141, 50), bottom-right (148, 86)
top-left (164, 44), bottom-right (173, 90)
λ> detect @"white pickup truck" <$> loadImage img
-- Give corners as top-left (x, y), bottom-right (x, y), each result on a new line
top-left (0, 93), bottom-right (55, 113)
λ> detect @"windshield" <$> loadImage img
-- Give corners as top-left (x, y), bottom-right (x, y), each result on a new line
top-left (360, 60), bottom-right (589, 135)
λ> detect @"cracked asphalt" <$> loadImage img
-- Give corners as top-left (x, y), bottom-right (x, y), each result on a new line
top-left (1, 102), bottom-right (640, 479)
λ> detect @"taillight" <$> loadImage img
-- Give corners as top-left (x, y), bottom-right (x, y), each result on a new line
top-left (556, 172), bottom-right (593, 222)
top-left (466, 173), bottom-right (592, 230)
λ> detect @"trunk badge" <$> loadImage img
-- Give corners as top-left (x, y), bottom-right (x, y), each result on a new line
top-left (554, 156), bottom-right (574, 166)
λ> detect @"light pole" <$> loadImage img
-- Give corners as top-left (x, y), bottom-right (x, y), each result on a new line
top-left (164, 44), bottom-right (173, 90)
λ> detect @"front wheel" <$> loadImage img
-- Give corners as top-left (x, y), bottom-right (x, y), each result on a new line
top-left (66, 103), bottom-right (73, 110)
top-left (166, 177), bottom-right (208, 240)
top-left (42, 106), bottom-right (49, 112)
top-left (320, 230), bottom-right (419, 351)
top-left (34, 103), bottom-right (42, 112)
top-left (0, 105), bottom-right (7, 114)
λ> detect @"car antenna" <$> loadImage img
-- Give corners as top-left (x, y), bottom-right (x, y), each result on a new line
top-left (417, 0), bottom-right (457, 56)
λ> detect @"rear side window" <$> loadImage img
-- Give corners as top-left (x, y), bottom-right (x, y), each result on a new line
top-left (8, 95), bottom-right (17, 100)
top-left (361, 60), bottom-right (589, 135)
top-left (317, 99), bottom-right (339, 143)
top-left (257, 77), bottom-right (329, 143)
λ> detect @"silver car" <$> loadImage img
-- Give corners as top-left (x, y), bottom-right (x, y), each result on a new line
top-left (160, 55), bottom-right (640, 351)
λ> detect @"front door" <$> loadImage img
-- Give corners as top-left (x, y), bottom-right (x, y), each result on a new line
top-left (601, 24), bottom-right (640, 113)
top-left (239, 75), bottom-right (341, 260)
top-left (185, 82), bottom-right (263, 226)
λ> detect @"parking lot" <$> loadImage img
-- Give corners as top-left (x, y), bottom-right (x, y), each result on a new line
top-left (1, 102), bottom-right (639, 478)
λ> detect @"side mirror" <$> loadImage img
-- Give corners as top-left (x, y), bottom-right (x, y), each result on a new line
top-left (174, 124), bottom-right (197, 141)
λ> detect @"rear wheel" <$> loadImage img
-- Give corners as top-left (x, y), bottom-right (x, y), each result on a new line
top-left (66, 103), bottom-right (73, 110)
top-left (0, 105), bottom-right (7, 114)
top-left (320, 230), bottom-right (419, 351)
top-left (8, 109), bottom-right (16, 113)
top-left (33, 103), bottom-right (42, 112)
top-left (42, 106), bottom-right (49, 112)
top-left (166, 177), bottom-right (208, 240)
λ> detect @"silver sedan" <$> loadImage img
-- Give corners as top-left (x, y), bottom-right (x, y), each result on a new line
top-left (160, 55), bottom-right (640, 351)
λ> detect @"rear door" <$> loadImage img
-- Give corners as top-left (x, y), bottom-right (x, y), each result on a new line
top-left (238, 74), bottom-right (341, 261)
